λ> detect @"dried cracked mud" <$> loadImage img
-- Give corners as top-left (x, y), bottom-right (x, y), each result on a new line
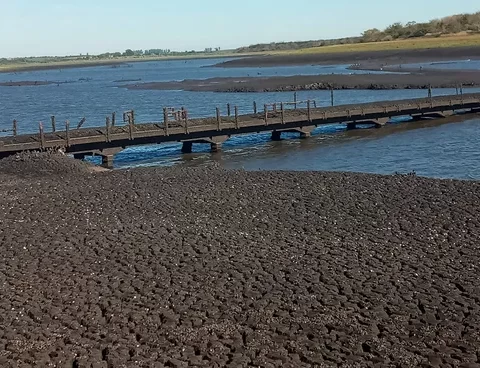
top-left (1, 153), bottom-right (480, 367)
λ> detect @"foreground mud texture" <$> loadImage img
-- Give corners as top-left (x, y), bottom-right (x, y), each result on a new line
top-left (1, 155), bottom-right (480, 367)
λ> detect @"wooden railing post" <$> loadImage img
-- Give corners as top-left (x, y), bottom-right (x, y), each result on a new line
top-left (280, 103), bottom-right (284, 124)
top-left (12, 120), bottom-right (17, 137)
top-left (39, 122), bottom-right (45, 149)
top-left (253, 101), bottom-right (257, 114)
top-left (264, 104), bottom-right (268, 125)
top-left (106, 116), bottom-right (111, 142)
top-left (51, 116), bottom-right (56, 132)
top-left (65, 120), bottom-right (70, 147)
top-left (163, 107), bottom-right (169, 136)
top-left (130, 110), bottom-right (135, 124)
top-left (216, 107), bottom-right (221, 131)
top-left (128, 115), bottom-right (134, 140)
top-left (307, 100), bottom-right (311, 122)
top-left (294, 92), bottom-right (297, 109)
top-left (330, 88), bottom-right (334, 107)
top-left (112, 112), bottom-right (116, 127)
top-left (234, 106), bottom-right (239, 129)
top-left (273, 103), bottom-right (277, 112)
top-left (227, 103), bottom-right (231, 117)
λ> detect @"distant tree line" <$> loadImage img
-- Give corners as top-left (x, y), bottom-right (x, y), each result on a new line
top-left (236, 11), bottom-right (480, 53)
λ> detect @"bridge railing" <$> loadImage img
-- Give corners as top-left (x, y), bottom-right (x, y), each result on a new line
top-left (0, 120), bottom-right (17, 137)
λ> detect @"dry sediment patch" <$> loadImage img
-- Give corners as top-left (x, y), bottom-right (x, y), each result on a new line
top-left (0, 151), bottom-right (96, 177)
top-left (0, 157), bottom-right (480, 367)
top-left (122, 71), bottom-right (480, 93)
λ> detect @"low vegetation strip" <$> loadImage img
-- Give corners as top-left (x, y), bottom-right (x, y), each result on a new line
top-left (236, 11), bottom-right (480, 53)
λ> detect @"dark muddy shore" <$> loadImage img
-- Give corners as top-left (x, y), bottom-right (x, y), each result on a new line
top-left (1, 153), bottom-right (480, 367)
top-left (123, 69), bottom-right (480, 92)
top-left (214, 46), bottom-right (480, 68)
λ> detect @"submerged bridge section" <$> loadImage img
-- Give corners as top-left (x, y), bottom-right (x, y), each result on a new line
top-left (0, 94), bottom-right (479, 168)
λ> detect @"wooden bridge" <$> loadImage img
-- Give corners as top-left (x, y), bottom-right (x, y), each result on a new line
top-left (1, 93), bottom-right (479, 168)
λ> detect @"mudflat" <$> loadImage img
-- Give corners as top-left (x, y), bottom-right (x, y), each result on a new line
top-left (123, 70), bottom-right (480, 92)
top-left (1, 153), bottom-right (480, 367)
top-left (214, 46), bottom-right (480, 68)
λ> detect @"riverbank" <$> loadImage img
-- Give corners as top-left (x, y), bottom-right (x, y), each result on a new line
top-left (214, 45), bottom-right (480, 69)
top-left (0, 53), bottom-right (243, 74)
top-left (1, 153), bottom-right (480, 367)
top-left (123, 69), bottom-right (480, 92)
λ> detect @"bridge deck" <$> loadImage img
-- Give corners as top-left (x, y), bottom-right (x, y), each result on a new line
top-left (1, 94), bottom-right (479, 158)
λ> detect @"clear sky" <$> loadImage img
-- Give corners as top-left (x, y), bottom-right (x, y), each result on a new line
top-left (1, 0), bottom-right (478, 58)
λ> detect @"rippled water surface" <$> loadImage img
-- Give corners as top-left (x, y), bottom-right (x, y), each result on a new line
top-left (1, 57), bottom-right (479, 179)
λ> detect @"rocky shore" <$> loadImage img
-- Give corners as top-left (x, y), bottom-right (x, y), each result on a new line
top-left (1, 153), bottom-right (480, 367)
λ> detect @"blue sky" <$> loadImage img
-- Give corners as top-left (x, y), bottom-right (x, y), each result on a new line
top-left (1, 0), bottom-right (478, 57)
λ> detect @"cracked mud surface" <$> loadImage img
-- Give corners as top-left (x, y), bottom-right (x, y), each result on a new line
top-left (1, 154), bottom-right (480, 367)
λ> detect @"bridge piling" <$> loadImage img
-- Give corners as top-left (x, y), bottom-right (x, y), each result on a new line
top-left (101, 154), bottom-right (114, 169)
top-left (12, 120), bottom-right (17, 137)
top-left (73, 153), bottom-right (86, 160)
top-left (272, 131), bottom-right (282, 141)
top-left (181, 141), bottom-right (193, 154)
top-left (211, 142), bottom-right (222, 153)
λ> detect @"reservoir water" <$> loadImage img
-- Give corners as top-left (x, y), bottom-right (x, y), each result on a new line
top-left (0, 57), bottom-right (479, 179)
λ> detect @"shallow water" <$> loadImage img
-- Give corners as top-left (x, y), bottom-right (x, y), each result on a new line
top-left (1, 57), bottom-right (480, 179)
top-left (110, 116), bottom-right (480, 180)
top-left (0, 58), bottom-right (436, 133)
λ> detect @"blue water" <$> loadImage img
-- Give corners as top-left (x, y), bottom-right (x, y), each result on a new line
top-left (0, 58), bottom-right (402, 133)
top-left (1, 57), bottom-right (480, 179)
top-left (401, 59), bottom-right (480, 71)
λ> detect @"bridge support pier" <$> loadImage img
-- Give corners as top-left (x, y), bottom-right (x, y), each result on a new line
top-left (271, 131), bottom-right (282, 141)
top-left (181, 135), bottom-right (228, 155)
top-left (300, 131), bottom-right (311, 139)
top-left (101, 155), bottom-right (114, 169)
top-left (211, 142), bottom-right (222, 153)
top-left (346, 122), bottom-right (357, 130)
top-left (181, 141), bottom-right (193, 154)
top-left (73, 153), bottom-right (86, 160)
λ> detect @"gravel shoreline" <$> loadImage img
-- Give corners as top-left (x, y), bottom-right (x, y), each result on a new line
top-left (1, 154), bottom-right (480, 367)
